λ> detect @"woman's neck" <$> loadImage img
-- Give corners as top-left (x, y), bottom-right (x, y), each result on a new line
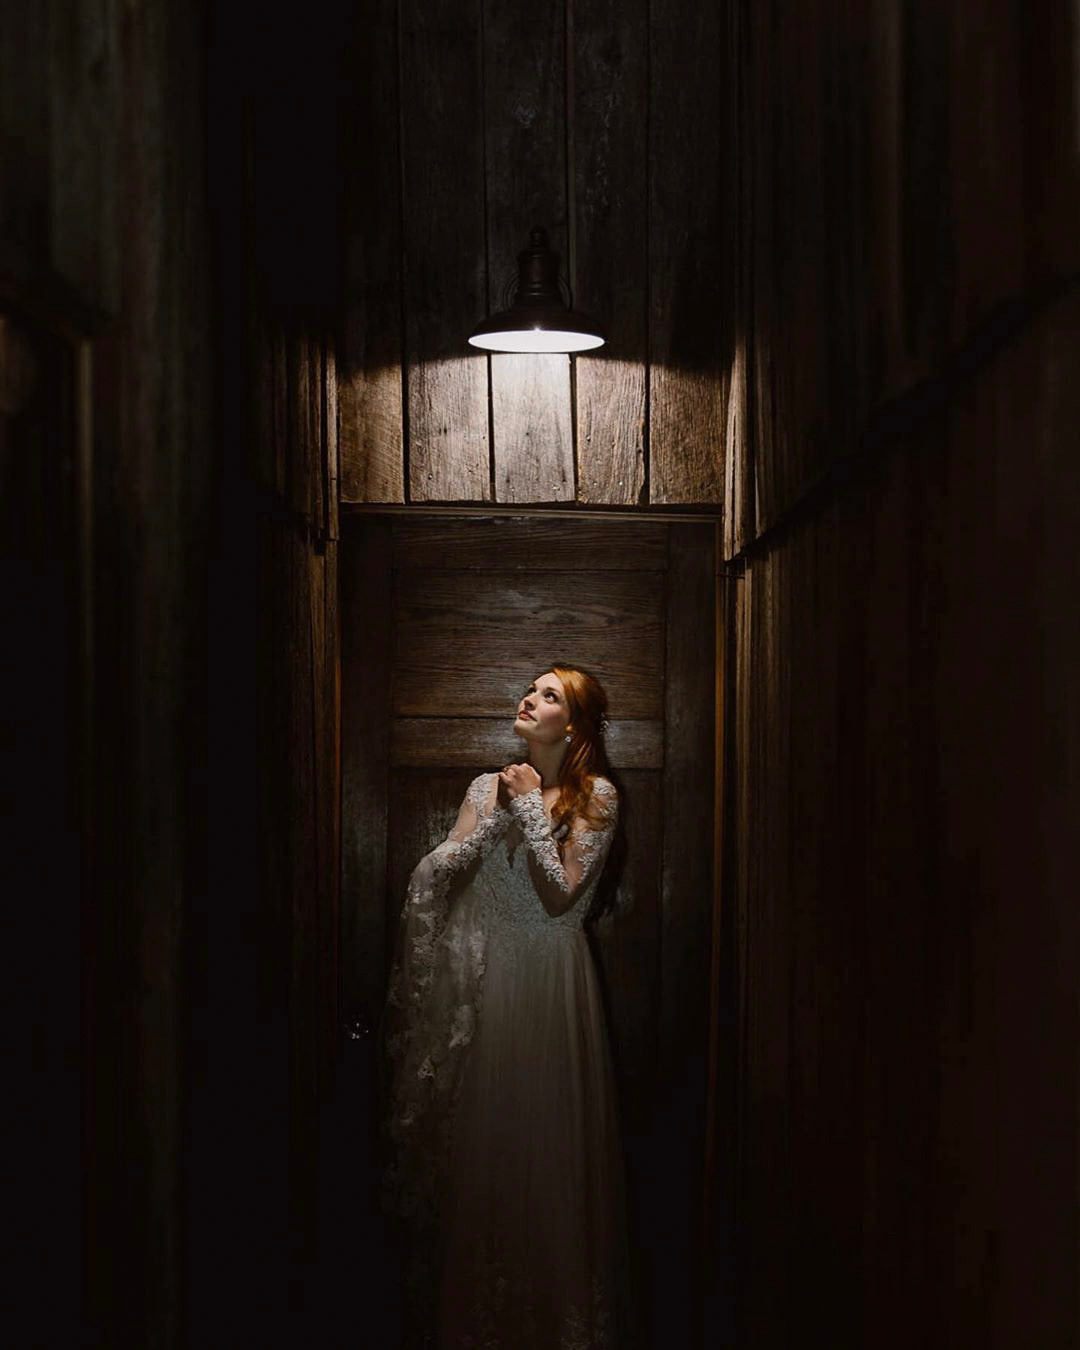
top-left (528, 742), bottom-right (567, 789)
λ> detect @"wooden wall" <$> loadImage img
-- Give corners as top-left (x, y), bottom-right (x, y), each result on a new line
top-left (340, 514), bottom-right (717, 1345)
top-left (727, 2), bottom-right (1080, 1344)
top-left (237, 1), bottom-right (349, 1302)
top-left (1, 2), bottom-right (214, 1346)
top-left (339, 0), bottom-right (742, 516)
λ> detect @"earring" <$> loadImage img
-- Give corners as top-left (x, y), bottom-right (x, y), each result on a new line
top-left (564, 733), bottom-right (572, 743)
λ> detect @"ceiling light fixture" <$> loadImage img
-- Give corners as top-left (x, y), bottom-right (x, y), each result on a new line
top-left (468, 226), bottom-right (605, 354)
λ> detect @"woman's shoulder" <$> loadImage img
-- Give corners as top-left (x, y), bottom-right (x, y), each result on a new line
top-left (465, 770), bottom-right (500, 808)
top-left (586, 774), bottom-right (618, 823)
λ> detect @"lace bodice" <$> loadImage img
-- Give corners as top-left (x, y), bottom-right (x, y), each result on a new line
top-left (463, 771), bottom-right (618, 934)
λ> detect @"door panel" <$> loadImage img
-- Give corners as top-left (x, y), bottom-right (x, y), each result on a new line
top-left (341, 512), bottom-right (716, 1346)
top-left (392, 569), bottom-right (665, 718)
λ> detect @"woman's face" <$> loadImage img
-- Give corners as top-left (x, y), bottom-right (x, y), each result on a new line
top-left (514, 672), bottom-right (570, 744)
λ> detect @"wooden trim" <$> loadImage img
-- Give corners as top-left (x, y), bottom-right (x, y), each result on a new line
top-left (342, 501), bottom-right (726, 525)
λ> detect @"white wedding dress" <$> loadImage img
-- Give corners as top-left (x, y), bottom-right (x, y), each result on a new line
top-left (382, 771), bottom-right (632, 1349)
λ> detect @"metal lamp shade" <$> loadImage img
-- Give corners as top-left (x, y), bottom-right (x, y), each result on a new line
top-left (468, 227), bottom-right (605, 354)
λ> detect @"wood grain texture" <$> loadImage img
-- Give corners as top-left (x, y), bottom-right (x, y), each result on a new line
top-left (0, 2), bottom-right (50, 280)
top-left (392, 569), bottom-right (665, 718)
top-left (271, 320), bottom-right (287, 500)
top-left (324, 334), bottom-right (339, 541)
top-left (571, 0), bottom-right (647, 505)
top-left (48, 0), bottom-right (121, 315)
top-left (341, 518), bottom-right (394, 1030)
top-left (589, 769), bottom-right (662, 1131)
top-left (484, 0), bottom-right (574, 503)
top-left (647, 0), bottom-right (728, 507)
top-left (654, 522), bottom-right (715, 1346)
top-left (339, 0), bottom-right (404, 504)
top-left (492, 353), bottom-right (575, 502)
top-left (733, 296), bottom-right (1080, 1344)
top-left (392, 514), bottom-right (667, 570)
top-left (722, 0), bottom-right (753, 560)
top-left (400, 0), bottom-right (489, 501)
top-left (390, 715), bottom-right (663, 769)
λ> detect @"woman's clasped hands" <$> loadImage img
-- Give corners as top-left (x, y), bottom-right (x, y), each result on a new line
top-left (498, 762), bottom-right (542, 807)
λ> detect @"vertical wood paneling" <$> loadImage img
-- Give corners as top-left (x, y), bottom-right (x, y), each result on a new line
top-left (734, 295), bottom-right (1080, 1344)
top-left (400, 0), bottom-right (489, 501)
top-left (723, 0), bottom-right (753, 560)
top-left (589, 769), bottom-right (662, 1131)
top-left (339, 0), bottom-right (405, 503)
top-left (48, 1), bottom-right (121, 315)
top-left (271, 322), bottom-right (287, 500)
top-left (571, 0), bottom-right (647, 505)
top-left (485, 0), bottom-right (574, 502)
top-left (947, 0), bottom-right (1026, 342)
top-left (648, 0), bottom-right (728, 506)
top-left (656, 522), bottom-right (715, 1345)
top-left (491, 355), bottom-right (575, 501)
top-left (324, 336), bottom-right (339, 542)
top-left (341, 517), bottom-right (393, 1030)
top-left (0, 2), bottom-right (50, 274)
top-left (866, 0), bottom-right (907, 400)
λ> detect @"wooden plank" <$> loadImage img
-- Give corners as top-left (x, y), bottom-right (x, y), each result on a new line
top-left (589, 769), bottom-right (662, 1132)
top-left (0, 2), bottom-right (50, 282)
top-left (571, 0), bottom-right (647, 505)
top-left (287, 528), bottom-right (319, 1233)
top-left (492, 354), bottom-right (575, 502)
top-left (648, 0), bottom-right (727, 506)
top-left (898, 0), bottom-right (952, 371)
top-left (392, 569), bottom-right (665, 719)
top-left (309, 329), bottom-right (325, 533)
top-left (400, 0), bottom-right (489, 501)
top-left (702, 548), bottom-right (735, 1284)
top-left (390, 716), bottom-right (664, 770)
top-left (252, 311), bottom-right (276, 495)
top-left (731, 559), bottom-right (754, 1327)
top-left (660, 523), bottom-right (715, 1050)
top-left (946, 0), bottom-right (1026, 351)
top-left (484, 0), bottom-right (574, 503)
top-left (271, 320), bottom-right (287, 501)
top-left (48, 0), bottom-right (121, 315)
top-left (392, 515), bottom-right (668, 570)
top-left (309, 540), bottom-right (340, 1093)
top-left (857, 453), bottom-right (930, 1350)
top-left (324, 334), bottom-right (339, 542)
top-left (339, 0), bottom-right (404, 503)
top-left (340, 518), bottom-right (393, 1031)
top-left (723, 0), bottom-right (753, 559)
top-left (656, 521), bottom-right (715, 1345)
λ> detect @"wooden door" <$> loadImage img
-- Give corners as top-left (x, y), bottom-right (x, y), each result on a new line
top-left (341, 512), bottom-right (716, 1345)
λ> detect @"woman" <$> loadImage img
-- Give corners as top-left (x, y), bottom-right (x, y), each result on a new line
top-left (381, 664), bottom-right (632, 1349)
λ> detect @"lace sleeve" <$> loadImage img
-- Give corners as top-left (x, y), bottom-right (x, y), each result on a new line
top-left (427, 771), bottom-right (510, 882)
top-left (381, 772), bottom-right (508, 1225)
top-left (507, 777), bottom-right (618, 909)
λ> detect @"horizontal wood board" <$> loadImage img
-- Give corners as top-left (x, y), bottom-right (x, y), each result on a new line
top-left (391, 516), bottom-right (668, 570)
top-left (390, 715), bottom-right (663, 769)
top-left (391, 569), bottom-right (665, 718)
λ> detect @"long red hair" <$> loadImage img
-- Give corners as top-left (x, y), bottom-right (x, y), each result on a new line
top-left (536, 663), bottom-right (613, 834)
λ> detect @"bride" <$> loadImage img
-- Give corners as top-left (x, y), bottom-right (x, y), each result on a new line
top-left (381, 664), bottom-right (633, 1348)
